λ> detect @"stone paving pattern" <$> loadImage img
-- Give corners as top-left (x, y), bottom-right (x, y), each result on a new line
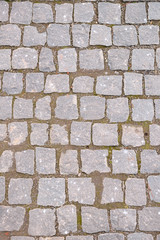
top-left (0, 0), bottom-right (160, 239)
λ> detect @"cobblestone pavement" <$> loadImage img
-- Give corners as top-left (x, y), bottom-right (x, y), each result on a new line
top-left (1, 0), bottom-right (160, 239)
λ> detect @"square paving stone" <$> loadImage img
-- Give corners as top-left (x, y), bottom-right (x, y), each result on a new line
top-left (127, 233), bottom-right (153, 240)
top-left (55, 3), bottom-right (73, 23)
top-left (0, 124), bottom-right (7, 141)
top-left (110, 209), bottom-right (136, 231)
top-left (81, 150), bottom-right (110, 174)
top-left (0, 24), bottom-right (21, 46)
top-left (50, 124), bottom-right (69, 145)
top-left (156, 48), bottom-right (160, 69)
top-left (35, 96), bottom-right (51, 120)
top-left (107, 98), bottom-right (129, 122)
top-left (98, 233), bottom-right (124, 240)
top-left (112, 150), bottom-right (138, 174)
top-left (98, 3), bottom-right (121, 24)
top-left (67, 237), bottom-right (93, 240)
top-left (79, 49), bottom-right (104, 70)
top-left (23, 26), bottom-right (46, 46)
top-left (145, 75), bottom-right (160, 96)
top-left (122, 125), bottom-right (145, 147)
top-left (72, 24), bottom-right (90, 48)
top-left (0, 1), bottom-right (9, 21)
top-left (58, 48), bottom-right (77, 72)
top-left (13, 98), bottom-right (33, 119)
top-left (74, 3), bottom-right (94, 23)
top-left (0, 176), bottom-right (5, 203)
top-left (155, 99), bottom-right (160, 119)
top-left (0, 96), bottom-right (12, 120)
top-left (3, 72), bottom-right (23, 95)
top-left (82, 207), bottom-right (109, 233)
top-left (15, 150), bottom-right (34, 175)
top-left (11, 237), bottom-right (35, 240)
top-left (30, 123), bottom-right (48, 146)
top-left (0, 49), bottom-right (11, 70)
top-left (124, 73), bottom-right (143, 95)
top-left (26, 73), bottom-right (44, 93)
top-left (47, 24), bottom-right (70, 47)
top-left (132, 49), bottom-right (154, 70)
top-left (132, 99), bottom-right (154, 121)
top-left (148, 2), bottom-right (160, 20)
top-left (0, 150), bottom-right (13, 173)
top-left (60, 150), bottom-right (78, 175)
top-left (101, 178), bottom-right (123, 204)
top-left (113, 25), bottom-right (138, 46)
top-left (8, 178), bottom-right (33, 204)
top-left (10, 2), bottom-right (32, 24)
top-left (44, 74), bottom-right (69, 93)
top-left (90, 25), bottom-right (111, 46)
top-left (33, 3), bottom-right (53, 23)
top-left (80, 96), bottom-right (105, 120)
top-left (138, 207), bottom-right (160, 231)
top-left (125, 3), bottom-right (147, 24)
top-left (73, 76), bottom-right (94, 93)
top-left (148, 176), bottom-right (160, 202)
top-left (68, 178), bottom-right (95, 204)
top-left (71, 121), bottom-right (91, 146)
top-left (108, 49), bottom-right (130, 70)
top-left (125, 178), bottom-right (146, 206)
top-left (8, 122), bottom-right (28, 145)
top-left (28, 208), bottom-right (56, 236)
top-left (139, 25), bottom-right (159, 45)
top-left (141, 150), bottom-right (160, 174)
top-left (37, 178), bottom-right (65, 206)
top-left (150, 124), bottom-right (160, 146)
top-left (93, 123), bottom-right (118, 146)
top-left (57, 205), bottom-right (77, 234)
top-left (36, 147), bottom-right (56, 174)
top-left (39, 47), bottom-right (56, 72)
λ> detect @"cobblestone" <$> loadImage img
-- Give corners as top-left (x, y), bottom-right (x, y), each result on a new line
top-left (0, 1), bottom-right (9, 22)
top-left (35, 96), bottom-right (51, 120)
top-left (3, 72), bottom-right (23, 94)
top-left (132, 49), bottom-right (154, 70)
top-left (0, 124), bottom-right (7, 141)
top-left (122, 125), bottom-right (145, 147)
top-left (98, 3), bottom-right (121, 24)
top-left (124, 73), bottom-right (143, 95)
top-left (10, 2), bottom-right (32, 24)
top-left (33, 3), bottom-right (53, 23)
top-left (125, 3), bottom-right (147, 24)
top-left (132, 99), bottom-right (154, 121)
top-left (45, 74), bottom-right (69, 93)
top-left (145, 75), bottom-right (160, 95)
top-left (141, 150), bottom-right (160, 174)
top-left (47, 24), bottom-right (70, 47)
top-left (74, 3), bottom-right (94, 23)
top-left (26, 73), bottom-right (44, 92)
top-left (108, 49), bottom-right (130, 70)
top-left (0, 24), bottom-right (21, 46)
top-left (15, 150), bottom-right (34, 175)
top-left (139, 25), bottom-right (159, 45)
top-left (107, 98), bottom-right (129, 122)
top-left (14, 98), bottom-right (33, 119)
top-left (72, 24), bottom-right (90, 48)
top-left (148, 2), bottom-right (160, 20)
top-left (138, 207), bottom-right (160, 231)
top-left (58, 48), bottom-right (77, 72)
top-left (0, 49), bottom-right (11, 70)
top-left (150, 124), bottom-right (160, 146)
top-left (79, 49), bottom-right (104, 70)
top-left (90, 25), bottom-right (112, 46)
top-left (60, 150), bottom-right (78, 175)
top-left (98, 234), bottom-right (124, 240)
top-left (8, 122), bottom-right (28, 145)
top-left (0, 96), bottom-right (12, 120)
top-left (30, 123), bottom-right (48, 146)
top-left (148, 175), bottom-right (160, 202)
top-left (113, 25), bottom-right (137, 46)
top-left (55, 4), bottom-right (73, 23)
top-left (23, 26), bottom-right (46, 46)
top-left (70, 121), bottom-right (91, 146)
top-left (0, 176), bottom-right (5, 203)
top-left (39, 47), bottom-right (55, 72)
top-left (127, 233), bottom-right (153, 240)
top-left (72, 76), bottom-right (94, 93)
top-left (0, 150), bottom-right (13, 173)
top-left (50, 124), bottom-right (68, 145)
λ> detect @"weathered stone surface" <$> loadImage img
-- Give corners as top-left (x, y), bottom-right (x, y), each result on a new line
top-left (72, 24), bottom-right (90, 48)
top-left (112, 150), bottom-right (138, 174)
top-left (0, 150), bottom-right (13, 173)
top-left (28, 208), bottom-right (55, 236)
top-left (8, 122), bottom-right (28, 145)
top-left (122, 125), bottom-right (145, 147)
top-left (55, 3), bottom-right (73, 23)
top-left (81, 150), bottom-right (110, 174)
top-left (45, 74), bottom-right (69, 93)
top-left (72, 76), bottom-right (94, 93)
top-left (15, 150), bottom-right (34, 175)
top-left (50, 124), bottom-right (68, 145)
top-left (8, 178), bottom-right (33, 204)
top-left (107, 98), bottom-right (129, 122)
top-left (67, 237), bottom-right (92, 240)
top-left (145, 75), bottom-right (160, 96)
top-left (33, 3), bottom-right (53, 23)
top-left (124, 73), bottom-right (143, 95)
top-left (138, 207), bottom-right (160, 231)
top-left (156, 48), bottom-right (160, 69)
top-left (150, 124), bottom-right (160, 146)
top-left (37, 178), bottom-right (65, 206)
top-left (90, 25), bottom-right (112, 46)
top-left (10, 2), bottom-right (32, 24)
top-left (113, 25), bottom-right (137, 46)
top-left (70, 121), bottom-right (91, 146)
top-left (74, 3), bottom-right (94, 23)
top-left (125, 3), bottom-right (147, 24)
top-left (3, 72), bottom-right (23, 94)
top-left (26, 73), bottom-right (44, 92)
top-left (0, 24), bottom-right (21, 46)
top-left (68, 178), bottom-right (95, 204)
top-left (0, 96), bottom-right (12, 120)
top-left (139, 25), bottom-right (159, 45)
top-left (132, 49), bottom-right (154, 70)
top-left (98, 234), bottom-right (124, 240)
top-left (57, 205), bottom-right (77, 234)
top-left (141, 150), bottom-right (160, 174)
top-left (101, 178), bottom-right (123, 204)
top-left (23, 26), bottom-right (46, 46)
top-left (0, 124), bottom-right (7, 141)
top-left (127, 233), bottom-right (153, 240)
top-left (60, 150), bottom-right (78, 175)
top-left (79, 49), bottom-right (104, 70)
top-left (108, 49), bottom-right (130, 70)
top-left (30, 123), bottom-right (48, 146)
top-left (0, 176), bottom-right (5, 203)
top-left (35, 96), bottom-right (51, 120)
top-left (47, 24), bottom-right (70, 47)
top-left (39, 47), bottom-right (56, 72)
top-left (148, 2), bottom-right (160, 20)
top-left (98, 3), bottom-right (121, 24)
top-left (132, 99), bottom-right (154, 121)
top-left (11, 237), bottom-right (34, 240)
top-left (14, 98), bottom-right (33, 119)
top-left (0, 49), bottom-right (11, 70)
top-left (58, 48), bottom-right (77, 72)
top-left (148, 176), bottom-right (160, 202)
top-left (82, 207), bottom-right (109, 233)
top-left (0, 1), bottom-right (9, 22)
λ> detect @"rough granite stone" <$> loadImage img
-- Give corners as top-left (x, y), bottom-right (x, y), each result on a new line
top-left (28, 208), bottom-right (55, 236)
top-left (0, 150), bottom-right (13, 173)
top-left (127, 233), bottom-right (153, 240)
top-left (72, 76), bottom-right (94, 93)
top-left (124, 73), bottom-right (143, 95)
top-left (50, 124), bottom-right (68, 145)
top-left (98, 233), bottom-right (124, 240)
top-left (33, 3), bottom-right (53, 23)
top-left (81, 150), bottom-right (110, 174)
top-left (113, 25), bottom-right (138, 46)
top-left (8, 178), bottom-right (33, 204)
top-left (35, 96), bottom-right (51, 120)
top-left (47, 24), bottom-right (70, 47)
top-left (107, 98), bottom-right (129, 122)
top-left (150, 124), bottom-right (160, 146)
top-left (156, 48), bottom-right (160, 69)
top-left (141, 150), bottom-right (160, 174)
top-left (10, 2), bottom-right (32, 24)
top-left (74, 3), bottom-right (94, 23)
top-left (0, 124), bottom-right (7, 141)
top-left (12, 237), bottom-right (34, 240)
top-left (82, 207), bottom-right (109, 233)
top-left (145, 75), bottom-right (160, 96)
top-left (37, 178), bottom-right (65, 206)
top-left (101, 178), bottom-right (123, 204)
top-left (98, 3), bottom-right (121, 24)
top-left (110, 209), bottom-right (136, 231)
top-left (30, 123), bottom-right (48, 146)
top-left (139, 25), bottom-right (159, 45)
top-left (112, 150), bottom-right (138, 174)
top-left (14, 98), bottom-right (33, 119)
top-left (0, 176), bottom-right (5, 203)
top-left (70, 121), bottom-right (91, 146)
top-left (90, 25), bottom-right (112, 46)
top-left (68, 178), bottom-right (95, 204)
top-left (58, 48), bottom-right (77, 72)
top-left (108, 49), bottom-right (130, 70)
top-left (23, 26), bottom-right (46, 46)
top-left (79, 49), bottom-right (104, 70)
top-left (0, 24), bottom-right (21, 46)
top-left (44, 74), bottom-right (69, 93)
top-left (60, 150), bottom-right (78, 175)
top-left (148, 2), bottom-right (160, 20)
top-left (132, 99), bottom-right (154, 121)
top-left (26, 73), bottom-right (44, 92)
top-left (92, 123), bottom-right (118, 146)
top-left (8, 122), bottom-right (28, 145)
top-left (132, 49), bottom-right (154, 70)
top-left (67, 237), bottom-right (92, 240)
top-left (0, 96), bottom-right (12, 120)
top-left (0, 49), bottom-right (11, 70)
top-left (3, 72), bottom-right (23, 94)
top-left (72, 24), bottom-right (90, 48)
top-left (0, 1), bottom-right (9, 22)
top-left (15, 150), bottom-right (34, 175)
top-left (148, 176), bottom-right (160, 202)
top-left (122, 125), bottom-right (145, 147)
top-left (155, 99), bottom-right (160, 119)
top-left (55, 3), bottom-right (73, 23)
top-left (125, 178), bottom-right (146, 206)
top-left (36, 147), bottom-right (56, 174)
top-left (39, 47), bottom-right (56, 72)
top-left (57, 205), bottom-right (77, 234)
top-left (138, 207), bottom-right (160, 231)
top-left (125, 3), bottom-right (147, 24)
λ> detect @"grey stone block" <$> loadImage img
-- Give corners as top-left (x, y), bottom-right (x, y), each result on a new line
top-left (107, 97), bottom-right (129, 122)
top-left (14, 98), bottom-right (33, 119)
top-left (113, 25), bottom-right (137, 46)
top-left (3, 72), bottom-right (23, 94)
top-left (8, 122), bottom-right (28, 145)
top-left (150, 124), bottom-right (160, 146)
top-left (132, 49), bottom-right (154, 70)
top-left (122, 125), bottom-right (145, 147)
top-left (79, 49), bottom-right (104, 70)
top-left (39, 47), bottom-right (55, 72)
top-left (10, 2), bottom-right (32, 24)
top-left (58, 48), bottom-right (77, 72)
top-left (11, 237), bottom-right (34, 240)
top-left (47, 24), bottom-right (70, 47)
top-left (145, 75), bottom-right (160, 96)
top-left (68, 178), bottom-right (95, 204)
top-left (37, 178), bottom-right (65, 206)
top-left (0, 150), bottom-right (13, 173)
top-left (127, 233), bottom-right (153, 240)
top-left (80, 96), bottom-right (105, 120)
top-left (60, 150), bottom-right (78, 175)
top-left (15, 150), bottom-right (34, 175)
top-left (0, 24), bottom-right (21, 46)
top-left (12, 48), bottom-right (38, 69)
top-left (132, 99), bottom-right (154, 121)
top-left (139, 25), bottom-right (159, 45)
top-left (72, 24), bottom-right (90, 48)
top-left (26, 73), bottom-right (44, 92)
top-left (155, 99), bottom-right (160, 119)
top-left (110, 209), bottom-right (136, 231)
top-left (36, 147), bottom-right (56, 174)
top-left (125, 178), bottom-right (146, 206)
top-left (96, 75), bottom-right (122, 96)
top-left (23, 26), bottom-right (46, 46)
top-left (57, 205), bottom-right (77, 234)
top-left (124, 73), bottom-right (143, 95)
top-left (28, 208), bottom-right (55, 236)
top-left (33, 3), bottom-right (53, 23)
top-left (98, 3), bottom-right (121, 24)
top-left (0, 176), bottom-right (5, 203)
top-left (156, 48), bottom-right (160, 69)
top-left (55, 3), bottom-right (73, 23)
top-left (0, 1), bottom-right (9, 21)
top-left (108, 49), bottom-right (130, 70)
top-left (0, 124), bottom-right (7, 141)
top-left (74, 3), bottom-right (94, 23)
top-left (0, 206), bottom-right (25, 231)
top-left (148, 2), bottom-right (160, 20)
top-left (67, 237), bottom-right (92, 240)
top-left (90, 25), bottom-right (112, 46)
top-left (125, 3), bottom-right (147, 24)
top-left (55, 95), bottom-right (78, 120)
top-left (0, 49), bottom-right (11, 70)
top-left (138, 207), bottom-right (160, 231)
top-left (82, 207), bottom-right (109, 233)
top-left (141, 150), bottom-right (160, 174)
top-left (93, 123), bottom-right (118, 146)
top-left (81, 150), bottom-right (110, 174)
top-left (8, 178), bottom-right (33, 204)
top-left (50, 124), bottom-right (68, 145)
top-left (35, 96), bottom-right (51, 120)
top-left (148, 176), bottom-right (160, 202)
top-left (112, 150), bottom-right (138, 174)
top-left (44, 74), bottom-right (69, 93)
top-left (101, 178), bottom-right (123, 204)
top-left (30, 123), bottom-right (48, 146)
top-left (98, 234), bottom-right (124, 240)
top-left (71, 121), bottom-right (91, 146)
top-left (72, 76), bottom-right (94, 93)
top-left (0, 96), bottom-right (12, 120)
